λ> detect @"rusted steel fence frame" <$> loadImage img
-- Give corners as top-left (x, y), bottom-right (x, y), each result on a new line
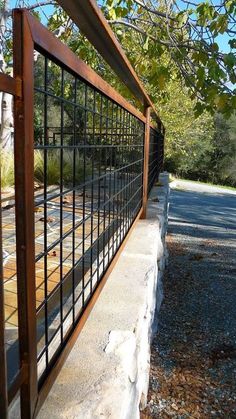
top-left (13, 10), bottom-right (38, 418)
top-left (55, 0), bottom-right (164, 131)
top-left (0, 73), bottom-right (21, 97)
top-left (56, 0), bottom-right (156, 111)
top-left (24, 11), bottom-right (146, 125)
top-left (9, 8), bottom-right (154, 417)
top-left (0, 71), bottom-right (29, 418)
top-left (0, 7), bottom-right (164, 418)
top-left (0, 105), bottom-right (8, 415)
top-left (56, 0), bottom-right (164, 206)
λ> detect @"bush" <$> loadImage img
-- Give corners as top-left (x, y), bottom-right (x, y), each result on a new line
top-left (34, 150), bottom-right (92, 186)
top-left (0, 150), bottom-right (15, 188)
top-left (0, 149), bottom-right (93, 190)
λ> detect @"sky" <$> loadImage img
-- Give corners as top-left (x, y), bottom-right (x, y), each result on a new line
top-left (216, 34), bottom-right (231, 53)
top-left (9, 0), bottom-right (55, 24)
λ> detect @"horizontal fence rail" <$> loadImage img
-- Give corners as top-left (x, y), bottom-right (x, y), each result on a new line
top-left (0, 7), bottom-right (165, 418)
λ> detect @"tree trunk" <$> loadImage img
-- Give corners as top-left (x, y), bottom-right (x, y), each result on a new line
top-left (0, 90), bottom-right (13, 149)
top-left (0, 1), bottom-right (13, 150)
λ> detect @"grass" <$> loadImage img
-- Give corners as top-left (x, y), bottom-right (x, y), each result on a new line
top-left (170, 175), bottom-right (236, 192)
top-left (1, 150), bottom-right (93, 189)
top-left (34, 150), bottom-right (93, 186)
top-left (0, 151), bottom-right (15, 188)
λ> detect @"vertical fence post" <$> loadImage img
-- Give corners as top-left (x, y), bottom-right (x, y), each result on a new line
top-left (0, 164), bottom-right (8, 418)
top-left (141, 106), bottom-right (151, 219)
top-left (13, 10), bottom-right (38, 418)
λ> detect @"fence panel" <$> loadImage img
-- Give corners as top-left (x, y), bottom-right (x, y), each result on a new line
top-left (0, 8), bottom-right (164, 418)
top-left (13, 9), bottom-right (146, 416)
top-left (33, 50), bottom-right (145, 385)
top-left (148, 127), bottom-right (164, 194)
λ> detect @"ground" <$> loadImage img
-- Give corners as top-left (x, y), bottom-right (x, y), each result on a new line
top-left (142, 180), bottom-right (236, 418)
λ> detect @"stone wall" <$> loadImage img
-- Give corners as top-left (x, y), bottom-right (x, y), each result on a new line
top-left (37, 172), bottom-right (169, 419)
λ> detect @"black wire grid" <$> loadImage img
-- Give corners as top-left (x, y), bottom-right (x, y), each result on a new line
top-left (33, 53), bottom-right (146, 382)
top-left (148, 127), bottom-right (164, 194)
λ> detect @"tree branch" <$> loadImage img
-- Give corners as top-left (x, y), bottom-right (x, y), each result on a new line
top-left (27, 1), bottom-right (56, 10)
top-left (132, 0), bottom-right (176, 21)
top-left (108, 19), bottom-right (202, 51)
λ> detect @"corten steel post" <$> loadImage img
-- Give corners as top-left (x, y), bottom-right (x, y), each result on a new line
top-left (0, 71), bottom-right (27, 419)
top-left (141, 106), bottom-right (151, 219)
top-left (13, 10), bottom-right (38, 418)
top-left (0, 156), bottom-right (8, 418)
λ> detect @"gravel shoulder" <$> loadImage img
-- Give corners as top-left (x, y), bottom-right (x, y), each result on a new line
top-left (170, 179), bottom-right (236, 196)
top-left (142, 184), bottom-right (236, 418)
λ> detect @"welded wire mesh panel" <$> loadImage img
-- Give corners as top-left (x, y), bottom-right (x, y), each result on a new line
top-left (33, 52), bottom-right (145, 382)
top-left (148, 127), bottom-right (163, 194)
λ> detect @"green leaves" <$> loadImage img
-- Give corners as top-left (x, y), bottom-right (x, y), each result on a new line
top-left (228, 39), bottom-right (236, 49)
top-left (210, 43), bottom-right (219, 53)
top-left (194, 102), bottom-right (205, 117)
top-left (216, 15), bottom-right (228, 33)
top-left (214, 94), bottom-right (229, 111)
top-left (225, 0), bottom-right (236, 13)
top-left (223, 52), bottom-right (236, 69)
top-left (143, 36), bottom-right (149, 51)
top-left (196, 67), bottom-right (205, 87)
top-left (149, 65), bottom-right (170, 91)
top-left (197, 3), bottom-right (216, 26)
top-left (106, 0), bottom-right (130, 20)
top-left (45, 0), bottom-right (236, 119)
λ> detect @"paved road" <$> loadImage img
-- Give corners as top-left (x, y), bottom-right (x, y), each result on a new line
top-left (142, 183), bottom-right (236, 418)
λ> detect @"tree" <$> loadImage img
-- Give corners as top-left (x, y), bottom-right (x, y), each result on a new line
top-left (1, 1), bottom-right (235, 187)
top-left (155, 77), bottom-right (215, 179)
top-left (209, 113), bottom-right (236, 185)
top-left (39, 2), bottom-right (236, 187)
top-left (0, 0), bottom-right (58, 149)
top-left (101, 0), bottom-right (236, 117)
top-left (0, 0), bottom-right (13, 149)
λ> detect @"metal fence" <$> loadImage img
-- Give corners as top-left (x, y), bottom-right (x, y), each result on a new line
top-left (0, 8), bottom-right (164, 418)
top-left (148, 127), bottom-right (164, 194)
top-left (34, 51), bottom-right (145, 384)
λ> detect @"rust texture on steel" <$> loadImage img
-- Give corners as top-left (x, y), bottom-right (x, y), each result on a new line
top-left (24, 11), bottom-right (146, 124)
top-left (141, 107), bottom-right (151, 219)
top-left (56, 0), bottom-right (163, 125)
top-left (0, 5), bottom-right (165, 417)
top-left (0, 160), bottom-right (8, 418)
top-left (8, 8), bottom-right (150, 418)
top-left (0, 53), bottom-right (25, 419)
top-left (0, 73), bottom-right (22, 97)
top-left (13, 9), bottom-right (38, 418)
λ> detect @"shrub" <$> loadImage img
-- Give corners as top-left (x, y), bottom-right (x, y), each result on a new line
top-left (0, 149), bottom-right (93, 190)
top-left (34, 150), bottom-right (92, 186)
top-left (0, 150), bottom-right (15, 188)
